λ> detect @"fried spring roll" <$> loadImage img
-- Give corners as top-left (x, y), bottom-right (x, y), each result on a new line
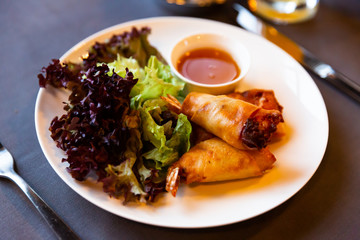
top-left (228, 89), bottom-right (285, 141)
top-left (227, 89), bottom-right (283, 112)
top-left (181, 92), bottom-right (283, 150)
top-left (166, 138), bottom-right (276, 197)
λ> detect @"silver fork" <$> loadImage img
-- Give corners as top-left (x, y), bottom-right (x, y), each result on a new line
top-left (0, 142), bottom-right (80, 240)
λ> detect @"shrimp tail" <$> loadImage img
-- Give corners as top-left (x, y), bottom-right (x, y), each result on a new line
top-left (166, 166), bottom-right (180, 197)
top-left (160, 94), bottom-right (182, 114)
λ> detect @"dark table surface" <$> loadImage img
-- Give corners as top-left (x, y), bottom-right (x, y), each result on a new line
top-left (1, 0), bottom-right (359, 239)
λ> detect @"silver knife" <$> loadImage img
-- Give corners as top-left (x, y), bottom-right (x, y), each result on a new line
top-left (233, 3), bottom-right (360, 103)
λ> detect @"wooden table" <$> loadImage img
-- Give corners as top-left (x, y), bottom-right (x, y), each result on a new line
top-left (0, 0), bottom-right (359, 239)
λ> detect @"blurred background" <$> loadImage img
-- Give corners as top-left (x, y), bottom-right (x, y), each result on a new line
top-left (0, 0), bottom-right (359, 239)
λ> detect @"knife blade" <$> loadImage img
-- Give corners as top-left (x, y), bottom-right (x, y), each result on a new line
top-left (233, 3), bottom-right (360, 103)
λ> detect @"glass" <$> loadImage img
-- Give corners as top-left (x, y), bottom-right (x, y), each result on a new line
top-left (247, 0), bottom-right (319, 24)
top-left (166, 0), bottom-right (226, 7)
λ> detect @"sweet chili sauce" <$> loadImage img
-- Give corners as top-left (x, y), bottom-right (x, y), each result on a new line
top-left (176, 47), bottom-right (240, 85)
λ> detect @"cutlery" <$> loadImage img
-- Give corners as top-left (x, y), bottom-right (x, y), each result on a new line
top-left (233, 3), bottom-right (360, 103)
top-left (0, 142), bottom-right (80, 240)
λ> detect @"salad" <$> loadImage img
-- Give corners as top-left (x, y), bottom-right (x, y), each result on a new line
top-left (38, 27), bottom-right (192, 203)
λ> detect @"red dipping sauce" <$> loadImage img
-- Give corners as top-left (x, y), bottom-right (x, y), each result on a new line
top-left (176, 47), bottom-right (240, 85)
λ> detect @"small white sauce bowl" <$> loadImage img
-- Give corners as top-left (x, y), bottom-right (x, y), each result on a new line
top-left (170, 33), bottom-right (250, 95)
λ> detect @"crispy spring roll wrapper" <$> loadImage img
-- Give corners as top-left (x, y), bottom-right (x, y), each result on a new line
top-left (227, 89), bottom-right (283, 112)
top-left (181, 92), bottom-right (283, 150)
top-left (228, 89), bottom-right (286, 141)
top-left (166, 138), bottom-right (276, 197)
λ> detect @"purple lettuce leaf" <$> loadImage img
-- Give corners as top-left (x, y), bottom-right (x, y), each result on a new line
top-left (49, 65), bottom-right (137, 181)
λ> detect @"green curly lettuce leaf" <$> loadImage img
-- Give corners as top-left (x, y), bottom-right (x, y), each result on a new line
top-left (139, 99), bottom-right (192, 170)
top-left (101, 112), bottom-right (148, 203)
top-left (130, 56), bottom-right (185, 109)
top-left (106, 55), bottom-right (145, 80)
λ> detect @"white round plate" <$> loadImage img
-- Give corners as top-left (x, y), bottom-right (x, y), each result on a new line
top-left (35, 17), bottom-right (329, 228)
